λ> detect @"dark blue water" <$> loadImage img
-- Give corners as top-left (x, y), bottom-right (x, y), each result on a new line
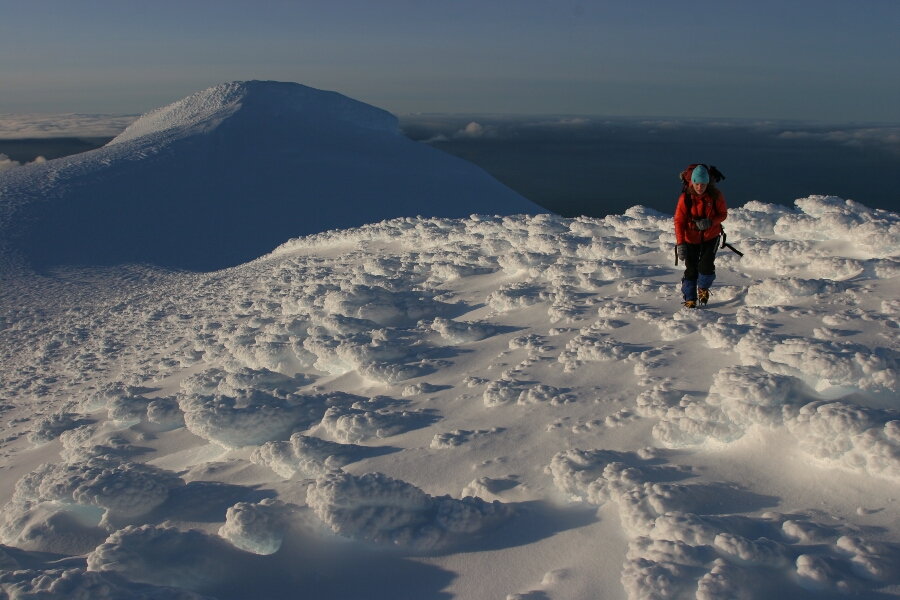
top-left (400, 116), bottom-right (900, 218)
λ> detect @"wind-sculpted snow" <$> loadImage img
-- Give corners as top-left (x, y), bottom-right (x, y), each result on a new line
top-left (146, 397), bottom-right (186, 430)
top-left (430, 428), bottom-right (501, 449)
top-left (181, 367), bottom-right (308, 397)
top-left (785, 402), bottom-right (900, 480)
top-left (302, 331), bottom-right (417, 379)
top-left (488, 283), bottom-right (547, 312)
top-left (1, 453), bottom-right (183, 554)
top-left (251, 434), bottom-right (373, 478)
top-left (87, 525), bottom-right (235, 589)
top-left (318, 285), bottom-right (451, 327)
top-left (8, 457), bottom-right (182, 520)
top-left (745, 277), bottom-right (839, 306)
top-left (1, 197), bottom-right (900, 599)
top-left (648, 365), bottom-right (900, 482)
top-left (730, 331), bottom-right (900, 392)
top-left (178, 388), bottom-right (361, 449)
top-left (558, 334), bottom-right (635, 372)
top-left (28, 412), bottom-right (93, 445)
top-left (430, 317), bottom-right (495, 344)
top-left (306, 471), bottom-right (512, 550)
top-left (836, 536), bottom-right (900, 582)
top-left (774, 196), bottom-right (900, 257)
top-left (218, 499), bottom-right (293, 555)
top-left (0, 567), bottom-right (214, 599)
top-left (547, 448), bottom-right (900, 598)
top-left (483, 379), bottom-right (524, 407)
top-left (318, 397), bottom-right (437, 443)
top-left (58, 425), bottom-right (141, 464)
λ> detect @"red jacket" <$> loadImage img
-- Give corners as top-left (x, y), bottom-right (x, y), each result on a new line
top-left (674, 188), bottom-right (727, 245)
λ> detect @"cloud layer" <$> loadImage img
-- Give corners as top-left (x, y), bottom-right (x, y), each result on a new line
top-left (0, 114), bottom-right (137, 139)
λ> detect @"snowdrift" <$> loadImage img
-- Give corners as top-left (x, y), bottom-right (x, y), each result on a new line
top-left (0, 81), bottom-right (544, 272)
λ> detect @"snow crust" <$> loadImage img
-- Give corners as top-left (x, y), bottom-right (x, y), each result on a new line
top-left (2, 194), bottom-right (900, 599)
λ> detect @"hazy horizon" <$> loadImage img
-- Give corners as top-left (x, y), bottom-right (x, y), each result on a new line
top-left (4, 111), bottom-right (899, 221)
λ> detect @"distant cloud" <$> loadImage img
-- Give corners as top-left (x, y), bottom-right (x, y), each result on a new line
top-left (402, 114), bottom-right (900, 151)
top-left (0, 154), bottom-right (47, 172)
top-left (522, 117), bottom-right (590, 128)
top-left (0, 154), bottom-right (20, 172)
top-left (779, 127), bottom-right (900, 147)
top-left (453, 122), bottom-right (498, 139)
top-left (0, 114), bottom-right (138, 139)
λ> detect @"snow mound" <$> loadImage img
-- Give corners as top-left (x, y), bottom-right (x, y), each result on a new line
top-left (177, 389), bottom-right (360, 449)
top-left (430, 317), bottom-right (495, 344)
top-left (545, 448), bottom-right (891, 598)
top-left (250, 434), bottom-right (371, 478)
top-left (306, 471), bottom-right (512, 550)
top-left (430, 428), bottom-right (500, 449)
top-left (0, 567), bottom-right (213, 599)
top-left (87, 524), bottom-right (235, 589)
top-left (648, 365), bottom-right (900, 481)
top-left (28, 413), bottom-right (93, 445)
top-left (9, 456), bottom-right (182, 520)
top-left (0, 80), bottom-right (544, 272)
top-left (319, 397), bottom-right (436, 443)
top-left (218, 498), bottom-right (293, 555)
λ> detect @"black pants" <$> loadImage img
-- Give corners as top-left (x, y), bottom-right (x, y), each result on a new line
top-left (682, 236), bottom-right (719, 281)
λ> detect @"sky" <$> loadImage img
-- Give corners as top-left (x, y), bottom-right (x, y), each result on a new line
top-left (1, 0), bottom-right (899, 122)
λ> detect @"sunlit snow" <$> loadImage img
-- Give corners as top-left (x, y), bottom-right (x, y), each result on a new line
top-left (1, 84), bottom-right (900, 600)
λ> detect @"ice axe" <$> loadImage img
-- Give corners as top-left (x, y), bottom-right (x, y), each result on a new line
top-left (719, 230), bottom-right (743, 257)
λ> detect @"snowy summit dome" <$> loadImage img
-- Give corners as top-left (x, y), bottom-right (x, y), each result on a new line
top-left (0, 81), bottom-right (543, 272)
top-left (110, 80), bottom-right (400, 146)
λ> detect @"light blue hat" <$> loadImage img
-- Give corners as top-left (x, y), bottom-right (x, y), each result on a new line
top-left (691, 165), bottom-right (710, 184)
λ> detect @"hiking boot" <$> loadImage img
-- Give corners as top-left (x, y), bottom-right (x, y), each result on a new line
top-left (698, 288), bottom-right (710, 305)
top-left (683, 300), bottom-right (697, 309)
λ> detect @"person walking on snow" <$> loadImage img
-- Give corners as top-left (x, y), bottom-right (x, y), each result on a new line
top-left (674, 164), bottom-right (727, 308)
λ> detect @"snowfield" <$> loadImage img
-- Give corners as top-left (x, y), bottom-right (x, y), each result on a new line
top-left (1, 194), bottom-right (900, 599)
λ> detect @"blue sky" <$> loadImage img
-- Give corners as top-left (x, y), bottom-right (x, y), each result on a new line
top-left (1, 0), bottom-right (898, 122)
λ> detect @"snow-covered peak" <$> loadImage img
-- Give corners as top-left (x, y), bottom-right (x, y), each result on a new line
top-left (0, 81), bottom-right (542, 272)
top-left (110, 80), bottom-right (399, 146)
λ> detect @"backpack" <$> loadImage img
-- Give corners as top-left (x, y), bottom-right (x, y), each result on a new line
top-left (673, 164), bottom-right (742, 262)
top-left (678, 164), bottom-right (725, 192)
top-left (677, 163), bottom-right (726, 222)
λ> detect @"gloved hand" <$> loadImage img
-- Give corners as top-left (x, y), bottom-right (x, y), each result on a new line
top-left (694, 218), bottom-right (712, 231)
top-left (676, 244), bottom-right (687, 263)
